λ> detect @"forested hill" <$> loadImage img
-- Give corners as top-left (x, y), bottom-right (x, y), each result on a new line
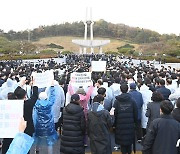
top-left (0, 19), bottom-right (179, 44)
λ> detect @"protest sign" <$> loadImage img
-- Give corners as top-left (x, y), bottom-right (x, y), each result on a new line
top-left (70, 72), bottom-right (92, 87)
top-left (32, 70), bottom-right (54, 88)
top-left (91, 61), bottom-right (106, 72)
top-left (0, 100), bottom-right (24, 138)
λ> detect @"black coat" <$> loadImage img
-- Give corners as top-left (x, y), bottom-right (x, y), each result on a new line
top-left (87, 103), bottom-right (113, 154)
top-left (60, 102), bottom-right (86, 154)
top-left (114, 93), bottom-right (138, 146)
top-left (23, 86), bottom-right (38, 136)
top-left (172, 108), bottom-right (180, 122)
top-left (146, 101), bottom-right (161, 129)
top-left (142, 115), bottom-right (180, 154)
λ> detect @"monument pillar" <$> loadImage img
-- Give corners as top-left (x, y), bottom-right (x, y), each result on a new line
top-left (83, 22), bottom-right (88, 54)
top-left (99, 46), bottom-right (103, 54)
top-left (83, 48), bottom-right (87, 54)
top-left (91, 47), bottom-right (94, 54)
top-left (72, 8), bottom-right (110, 54)
top-left (79, 46), bottom-right (83, 54)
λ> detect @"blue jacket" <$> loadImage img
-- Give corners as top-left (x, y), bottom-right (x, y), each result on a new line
top-left (33, 86), bottom-right (58, 146)
top-left (6, 133), bottom-right (34, 154)
top-left (129, 90), bottom-right (144, 120)
top-left (156, 86), bottom-right (171, 100)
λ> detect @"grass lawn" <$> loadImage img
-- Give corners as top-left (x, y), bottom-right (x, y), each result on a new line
top-left (33, 36), bottom-right (139, 53)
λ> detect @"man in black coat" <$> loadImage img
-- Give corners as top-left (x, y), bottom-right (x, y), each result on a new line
top-left (14, 84), bottom-right (38, 136)
top-left (60, 94), bottom-right (86, 154)
top-left (142, 100), bottom-right (180, 154)
top-left (114, 84), bottom-right (138, 154)
top-left (87, 94), bottom-right (113, 154)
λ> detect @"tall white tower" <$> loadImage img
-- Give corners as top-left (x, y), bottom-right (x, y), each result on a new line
top-left (72, 8), bottom-right (110, 54)
top-left (83, 7), bottom-right (94, 54)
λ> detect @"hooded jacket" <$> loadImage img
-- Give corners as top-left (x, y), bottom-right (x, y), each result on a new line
top-left (87, 102), bottom-right (113, 154)
top-left (33, 86), bottom-right (58, 146)
top-left (114, 93), bottom-right (138, 145)
top-left (0, 78), bottom-right (16, 99)
top-left (68, 83), bottom-right (93, 120)
top-left (60, 102), bottom-right (85, 154)
top-left (46, 84), bottom-right (65, 123)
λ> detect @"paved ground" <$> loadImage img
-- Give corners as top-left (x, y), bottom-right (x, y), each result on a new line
top-left (29, 133), bottom-right (143, 154)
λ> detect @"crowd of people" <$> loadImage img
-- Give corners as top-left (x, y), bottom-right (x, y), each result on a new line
top-left (0, 54), bottom-right (179, 154)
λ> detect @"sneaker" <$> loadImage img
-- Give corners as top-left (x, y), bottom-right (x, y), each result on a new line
top-left (137, 139), bottom-right (142, 143)
top-left (35, 150), bottom-right (39, 154)
top-left (114, 146), bottom-right (120, 151)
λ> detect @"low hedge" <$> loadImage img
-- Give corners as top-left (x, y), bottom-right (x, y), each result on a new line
top-left (105, 51), bottom-right (119, 55)
top-left (61, 51), bottom-right (74, 55)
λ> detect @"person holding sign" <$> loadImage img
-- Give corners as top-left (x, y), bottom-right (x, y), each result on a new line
top-left (14, 78), bottom-right (38, 137)
top-left (68, 82), bottom-right (94, 146)
top-left (1, 92), bottom-right (18, 154)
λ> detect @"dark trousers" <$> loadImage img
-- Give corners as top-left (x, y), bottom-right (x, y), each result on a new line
top-left (142, 128), bottom-right (146, 137)
top-left (136, 120), bottom-right (142, 140)
top-left (55, 116), bottom-right (63, 131)
top-left (121, 145), bottom-right (132, 154)
top-left (2, 138), bottom-right (13, 154)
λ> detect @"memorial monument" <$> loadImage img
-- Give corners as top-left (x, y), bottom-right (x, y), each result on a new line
top-left (72, 8), bottom-right (110, 54)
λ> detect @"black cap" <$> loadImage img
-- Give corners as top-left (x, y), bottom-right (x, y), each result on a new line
top-left (71, 94), bottom-right (80, 102)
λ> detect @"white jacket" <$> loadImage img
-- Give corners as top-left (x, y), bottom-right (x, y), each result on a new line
top-left (46, 84), bottom-right (65, 123)
top-left (140, 84), bottom-right (152, 128)
top-left (169, 87), bottom-right (180, 106)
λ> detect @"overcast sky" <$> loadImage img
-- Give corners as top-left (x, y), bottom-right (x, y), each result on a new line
top-left (0, 0), bottom-right (179, 35)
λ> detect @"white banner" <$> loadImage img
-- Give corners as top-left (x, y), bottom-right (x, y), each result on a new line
top-left (0, 100), bottom-right (24, 138)
top-left (70, 72), bottom-right (92, 86)
top-left (91, 61), bottom-right (107, 72)
top-left (32, 70), bottom-right (54, 88)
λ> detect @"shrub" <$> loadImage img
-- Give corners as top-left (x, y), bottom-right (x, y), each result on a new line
top-left (61, 51), bottom-right (74, 55)
top-left (105, 51), bottom-right (119, 55)
top-left (117, 48), bottom-right (130, 54)
top-left (117, 44), bottom-right (134, 50)
top-left (47, 43), bottom-right (64, 49)
top-left (164, 57), bottom-right (180, 63)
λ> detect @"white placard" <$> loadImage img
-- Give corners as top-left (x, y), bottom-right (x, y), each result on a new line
top-left (0, 100), bottom-right (24, 138)
top-left (32, 70), bottom-right (54, 88)
top-left (91, 61), bottom-right (107, 72)
top-left (70, 72), bottom-right (92, 86)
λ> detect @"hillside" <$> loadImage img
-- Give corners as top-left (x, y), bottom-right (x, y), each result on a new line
top-left (33, 36), bottom-right (139, 53)
top-left (0, 19), bottom-right (179, 60)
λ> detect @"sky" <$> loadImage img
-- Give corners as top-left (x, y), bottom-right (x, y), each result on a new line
top-left (0, 0), bottom-right (179, 35)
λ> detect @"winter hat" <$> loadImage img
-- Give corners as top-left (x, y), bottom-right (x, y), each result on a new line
top-left (71, 94), bottom-right (80, 102)
top-left (39, 92), bottom-right (48, 100)
top-left (76, 87), bottom-right (86, 95)
top-left (130, 83), bottom-right (136, 89)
